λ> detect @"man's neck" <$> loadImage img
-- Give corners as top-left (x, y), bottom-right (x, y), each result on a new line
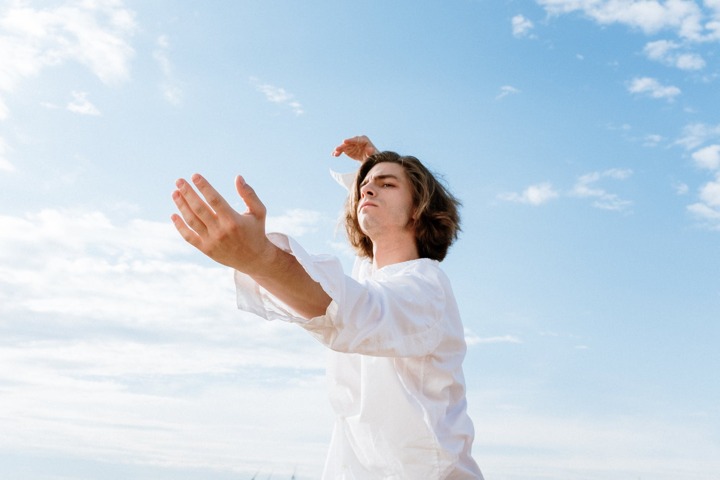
top-left (371, 235), bottom-right (419, 269)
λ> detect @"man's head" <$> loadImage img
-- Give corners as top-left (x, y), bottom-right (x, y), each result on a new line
top-left (344, 151), bottom-right (461, 262)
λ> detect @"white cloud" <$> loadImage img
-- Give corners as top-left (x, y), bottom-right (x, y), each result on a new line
top-left (627, 76), bottom-right (681, 100)
top-left (0, 0), bottom-right (136, 86)
top-left (688, 201), bottom-right (720, 222)
top-left (571, 168), bottom-right (633, 211)
top-left (691, 144), bottom-right (720, 170)
top-left (67, 90), bottom-right (100, 115)
top-left (251, 77), bottom-right (304, 116)
top-left (643, 133), bottom-right (664, 147)
top-left (674, 126), bottom-right (720, 229)
top-left (643, 39), bottom-right (706, 70)
top-left (675, 51), bottom-right (706, 69)
top-left (687, 174), bottom-right (720, 229)
top-left (266, 208), bottom-right (323, 236)
top-left (0, 0), bottom-right (136, 120)
top-left (0, 207), bottom-right (331, 475)
top-left (699, 174), bottom-right (720, 206)
top-left (498, 182), bottom-right (559, 205)
top-left (674, 182), bottom-right (689, 195)
top-left (512, 14), bottom-right (534, 38)
top-left (644, 38), bottom-right (679, 59)
top-left (675, 122), bottom-right (720, 150)
top-left (496, 85), bottom-right (521, 100)
top-left (537, 0), bottom-right (716, 41)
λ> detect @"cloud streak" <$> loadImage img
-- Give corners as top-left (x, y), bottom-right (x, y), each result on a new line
top-left (570, 168), bottom-right (633, 211)
top-left (251, 77), bottom-right (305, 116)
top-left (154, 34), bottom-right (183, 105)
top-left (496, 85), bottom-right (521, 100)
top-left (498, 182), bottom-right (559, 206)
top-left (498, 169), bottom-right (633, 211)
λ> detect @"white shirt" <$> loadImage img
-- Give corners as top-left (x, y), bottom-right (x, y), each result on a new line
top-left (235, 233), bottom-right (484, 480)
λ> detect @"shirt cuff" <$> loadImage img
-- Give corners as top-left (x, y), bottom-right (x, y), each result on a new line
top-left (234, 233), bottom-right (346, 324)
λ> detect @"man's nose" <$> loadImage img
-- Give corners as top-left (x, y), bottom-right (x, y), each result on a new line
top-left (361, 184), bottom-right (376, 198)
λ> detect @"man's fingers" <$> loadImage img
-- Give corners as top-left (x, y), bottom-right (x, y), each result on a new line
top-left (332, 135), bottom-right (376, 161)
top-left (170, 212), bottom-right (203, 249)
top-left (235, 175), bottom-right (267, 219)
top-left (172, 188), bottom-right (209, 236)
top-left (175, 177), bottom-right (218, 230)
top-left (332, 137), bottom-right (359, 156)
top-left (191, 174), bottom-right (235, 216)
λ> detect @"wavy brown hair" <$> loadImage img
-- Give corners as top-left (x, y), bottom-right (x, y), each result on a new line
top-left (344, 151), bottom-right (461, 262)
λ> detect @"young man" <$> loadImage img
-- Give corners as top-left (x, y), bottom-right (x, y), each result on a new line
top-left (171, 136), bottom-right (483, 479)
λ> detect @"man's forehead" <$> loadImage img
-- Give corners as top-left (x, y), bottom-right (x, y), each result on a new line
top-left (363, 162), bottom-right (407, 180)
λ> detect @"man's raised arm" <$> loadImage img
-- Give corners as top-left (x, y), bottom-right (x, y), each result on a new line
top-left (171, 173), bottom-right (331, 319)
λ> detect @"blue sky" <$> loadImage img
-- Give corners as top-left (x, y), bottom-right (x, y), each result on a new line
top-left (1, 0), bottom-right (719, 479)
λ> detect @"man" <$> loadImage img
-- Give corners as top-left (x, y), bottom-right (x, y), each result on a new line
top-left (171, 135), bottom-right (483, 479)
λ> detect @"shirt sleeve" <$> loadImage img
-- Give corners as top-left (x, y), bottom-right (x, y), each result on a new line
top-left (329, 168), bottom-right (357, 191)
top-left (234, 233), bottom-right (446, 357)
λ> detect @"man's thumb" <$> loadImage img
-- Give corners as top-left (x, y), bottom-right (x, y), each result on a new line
top-left (235, 175), bottom-right (266, 217)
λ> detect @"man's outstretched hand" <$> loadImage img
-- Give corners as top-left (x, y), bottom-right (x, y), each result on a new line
top-left (332, 135), bottom-right (378, 162)
top-left (171, 174), bottom-right (274, 275)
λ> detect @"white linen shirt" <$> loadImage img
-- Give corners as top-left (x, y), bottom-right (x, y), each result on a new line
top-left (234, 233), bottom-right (483, 480)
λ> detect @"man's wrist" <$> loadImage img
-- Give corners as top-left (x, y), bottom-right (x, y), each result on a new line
top-left (238, 238), bottom-right (279, 278)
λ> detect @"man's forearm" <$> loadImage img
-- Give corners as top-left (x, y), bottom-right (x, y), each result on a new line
top-left (249, 244), bottom-right (332, 319)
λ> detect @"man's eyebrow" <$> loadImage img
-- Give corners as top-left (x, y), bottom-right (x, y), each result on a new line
top-left (361, 174), bottom-right (400, 185)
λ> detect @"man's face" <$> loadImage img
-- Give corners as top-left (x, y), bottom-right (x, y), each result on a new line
top-left (357, 162), bottom-right (416, 239)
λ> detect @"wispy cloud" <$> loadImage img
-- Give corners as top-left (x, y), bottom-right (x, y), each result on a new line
top-left (496, 85), bottom-right (521, 100)
top-left (675, 122), bottom-right (720, 150)
top-left (0, 207), bottom-right (330, 475)
top-left (674, 182), bottom-right (690, 195)
top-left (643, 39), bottom-right (706, 70)
top-left (0, 0), bottom-right (136, 98)
top-left (0, 0), bottom-right (136, 178)
top-left (0, 135), bottom-right (14, 172)
top-left (154, 34), bottom-right (183, 105)
top-left (251, 77), bottom-right (304, 116)
top-left (465, 330), bottom-right (523, 346)
top-left (498, 182), bottom-right (559, 206)
top-left (571, 168), bottom-right (633, 211)
top-left (499, 169), bottom-right (633, 211)
top-left (642, 133), bottom-right (664, 147)
top-left (469, 397), bottom-right (720, 480)
top-left (687, 165), bottom-right (720, 230)
top-left (67, 91), bottom-right (100, 115)
top-left (627, 77), bottom-right (681, 101)
top-left (537, 0), bottom-right (718, 41)
top-left (673, 124), bottom-right (720, 228)
top-left (512, 14), bottom-right (534, 38)
top-left (266, 209), bottom-right (322, 236)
